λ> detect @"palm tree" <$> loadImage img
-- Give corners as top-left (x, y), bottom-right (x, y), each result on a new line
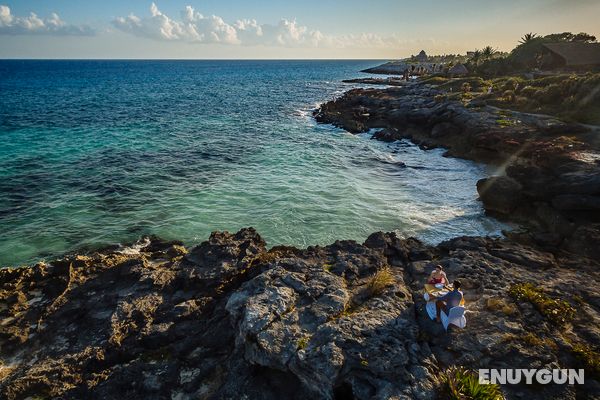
top-left (482, 46), bottom-right (497, 59)
top-left (519, 33), bottom-right (538, 45)
top-left (471, 49), bottom-right (482, 66)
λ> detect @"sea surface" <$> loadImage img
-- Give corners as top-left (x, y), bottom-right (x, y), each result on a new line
top-left (0, 60), bottom-right (507, 266)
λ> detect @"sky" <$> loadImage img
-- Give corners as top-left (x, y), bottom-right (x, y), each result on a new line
top-left (0, 0), bottom-right (599, 59)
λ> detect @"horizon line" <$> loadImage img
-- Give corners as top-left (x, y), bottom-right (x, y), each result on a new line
top-left (0, 58), bottom-right (395, 61)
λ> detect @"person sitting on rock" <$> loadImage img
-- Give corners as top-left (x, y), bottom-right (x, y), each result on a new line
top-left (436, 280), bottom-right (463, 323)
top-left (427, 265), bottom-right (447, 285)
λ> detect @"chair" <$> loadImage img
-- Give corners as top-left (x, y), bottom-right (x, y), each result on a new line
top-left (441, 306), bottom-right (466, 331)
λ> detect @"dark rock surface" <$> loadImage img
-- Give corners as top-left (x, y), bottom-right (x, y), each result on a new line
top-left (1, 229), bottom-right (599, 399)
top-left (476, 176), bottom-right (523, 215)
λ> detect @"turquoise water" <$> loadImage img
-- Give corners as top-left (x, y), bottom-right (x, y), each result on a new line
top-left (0, 60), bottom-right (505, 266)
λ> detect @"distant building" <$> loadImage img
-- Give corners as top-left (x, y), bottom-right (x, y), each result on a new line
top-left (448, 63), bottom-right (468, 76)
top-left (415, 50), bottom-right (428, 62)
top-left (541, 42), bottom-right (600, 70)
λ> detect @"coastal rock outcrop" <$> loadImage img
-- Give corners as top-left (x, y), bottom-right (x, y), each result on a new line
top-left (314, 85), bottom-right (600, 258)
top-left (1, 229), bottom-right (599, 399)
top-left (476, 176), bottom-right (523, 215)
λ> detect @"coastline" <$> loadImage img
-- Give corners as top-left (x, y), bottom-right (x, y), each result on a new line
top-left (1, 78), bottom-right (599, 399)
top-left (314, 82), bottom-right (600, 259)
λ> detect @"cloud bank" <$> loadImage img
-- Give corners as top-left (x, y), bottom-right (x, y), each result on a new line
top-left (0, 5), bottom-right (94, 36)
top-left (112, 3), bottom-right (413, 48)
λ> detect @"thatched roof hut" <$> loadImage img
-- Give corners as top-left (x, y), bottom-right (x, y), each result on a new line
top-left (448, 63), bottom-right (468, 76)
top-left (415, 50), bottom-right (428, 62)
top-left (542, 43), bottom-right (600, 68)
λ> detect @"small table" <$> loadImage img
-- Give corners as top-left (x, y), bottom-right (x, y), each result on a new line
top-left (423, 284), bottom-right (464, 305)
top-left (424, 284), bottom-right (450, 302)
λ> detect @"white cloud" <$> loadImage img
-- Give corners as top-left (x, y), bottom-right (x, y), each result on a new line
top-left (113, 3), bottom-right (423, 49)
top-left (0, 5), bottom-right (94, 36)
top-left (113, 3), bottom-right (239, 44)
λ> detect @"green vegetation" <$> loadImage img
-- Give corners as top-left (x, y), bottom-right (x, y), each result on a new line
top-left (522, 332), bottom-right (558, 350)
top-left (422, 72), bottom-right (600, 124)
top-left (571, 343), bottom-right (600, 380)
top-left (436, 77), bottom-right (489, 92)
top-left (509, 283), bottom-right (575, 325)
top-left (519, 33), bottom-right (539, 45)
top-left (417, 31), bottom-right (600, 124)
top-left (297, 336), bottom-right (310, 350)
top-left (468, 46), bottom-right (506, 71)
top-left (420, 76), bottom-right (449, 85)
top-left (499, 332), bottom-right (557, 351)
top-left (465, 31), bottom-right (597, 76)
top-left (495, 118), bottom-right (519, 128)
top-left (572, 294), bottom-right (586, 306)
top-left (488, 73), bottom-right (600, 124)
top-left (367, 266), bottom-right (395, 296)
top-left (407, 53), bottom-right (469, 64)
top-left (439, 366), bottom-right (504, 400)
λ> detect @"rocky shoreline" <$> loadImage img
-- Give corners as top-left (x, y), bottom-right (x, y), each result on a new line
top-left (360, 62), bottom-right (410, 75)
top-left (1, 81), bottom-right (600, 400)
top-left (2, 229), bottom-right (599, 399)
top-left (342, 77), bottom-right (406, 86)
top-left (314, 83), bottom-right (600, 260)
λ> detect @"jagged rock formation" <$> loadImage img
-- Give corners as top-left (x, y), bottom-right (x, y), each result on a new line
top-left (1, 229), bottom-right (599, 399)
top-left (314, 85), bottom-right (600, 259)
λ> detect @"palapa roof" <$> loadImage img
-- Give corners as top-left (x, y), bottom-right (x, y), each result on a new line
top-left (415, 50), bottom-right (428, 62)
top-left (543, 42), bottom-right (600, 66)
top-left (448, 63), bottom-right (468, 75)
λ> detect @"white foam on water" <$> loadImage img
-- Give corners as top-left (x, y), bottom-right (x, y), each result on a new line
top-left (116, 237), bottom-right (151, 255)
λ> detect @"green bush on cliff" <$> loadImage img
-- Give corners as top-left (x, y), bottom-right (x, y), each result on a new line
top-left (439, 366), bottom-right (504, 400)
top-left (437, 77), bottom-right (489, 92)
top-left (421, 76), bottom-right (449, 85)
top-left (500, 77), bottom-right (522, 91)
top-left (509, 283), bottom-right (575, 324)
top-left (479, 73), bottom-right (600, 124)
top-left (536, 84), bottom-right (563, 104)
top-left (297, 335), bottom-right (311, 350)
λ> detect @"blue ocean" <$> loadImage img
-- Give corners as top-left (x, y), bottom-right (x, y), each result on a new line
top-left (0, 60), bottom-right (505, 266)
